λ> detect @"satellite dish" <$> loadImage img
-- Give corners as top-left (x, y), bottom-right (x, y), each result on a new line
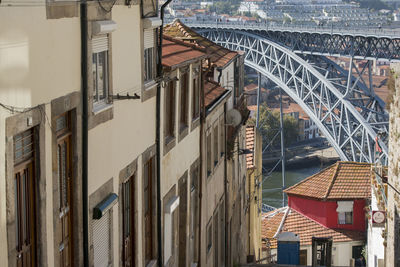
top-left (226, 109), bottom-right (242, 127)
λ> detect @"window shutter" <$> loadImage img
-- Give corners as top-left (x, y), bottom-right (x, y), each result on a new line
top-left (93, 211), bottom-right (110, 267)
top-left (92, 35), bottom-right (109, 53)
top-left (144, 29), bottom-right (154, 49)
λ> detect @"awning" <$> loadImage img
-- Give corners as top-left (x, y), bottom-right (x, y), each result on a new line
top-left (336, 201), bottom-right (354, 213)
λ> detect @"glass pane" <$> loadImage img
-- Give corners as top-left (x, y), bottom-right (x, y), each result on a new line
top-left (142, 0), bottom-right (157, 17)
top-left (338, 212), bottom-right (345, 224)
top-left (22, 171), bottom-right (27, 243)
top-left (61, 142), bottom-right (67, 207)
top-left (15, 174), bottom-right (20, 248)
top-left (93, 54), bottom-right (97, 102)
top-left (98, 51), bottom-right (106, 101)
top-left (58, 145), bottom-right (62, 208)
top-left (56, 115), bottom-right (67, 132)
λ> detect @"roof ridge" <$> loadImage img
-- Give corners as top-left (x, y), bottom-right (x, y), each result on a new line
top-left (163, 35), bottom-right (207, 53)
top-left (323, 161), bottom-right (341, 200)
top-left (273, 206), bottom-right (290, 238)
top-left (284, 163), bottom-right (337, 194)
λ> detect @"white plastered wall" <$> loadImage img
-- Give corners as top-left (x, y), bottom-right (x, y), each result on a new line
top-left (0, 6), bottom-right (81, 266)
top-left (87, 5), bottom-right (155, 267)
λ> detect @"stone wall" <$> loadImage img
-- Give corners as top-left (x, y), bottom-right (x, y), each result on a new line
top-left (386, 62), bottom-right (400, 267)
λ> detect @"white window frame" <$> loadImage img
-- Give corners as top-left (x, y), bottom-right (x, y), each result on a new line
top-left (337, 201), bottom-right (354, 225)
top-left (92, 35), bottom-right (110, 112)
top-left (164, 196), bottom-right (179, 263)
top-left (144, 29), bottom-right (156, 86)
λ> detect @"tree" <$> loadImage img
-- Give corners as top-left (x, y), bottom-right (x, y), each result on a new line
top-left (249, 103), bottom-right (299, 149)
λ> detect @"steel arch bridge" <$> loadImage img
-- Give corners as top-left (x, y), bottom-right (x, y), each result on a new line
top-left (195, 27), bottom-right (390, 163)
top-left (192, 22), bottom-right (400, 61)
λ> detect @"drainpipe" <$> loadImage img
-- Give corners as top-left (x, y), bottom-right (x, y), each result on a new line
top-left (198, 63), bottom-right (206, 267)
top-left (80, 2), bottom-right (89, 267)
top-left (224, 103), bottom-right (229, 266)
top-left (217, 68), bottom-right (223, 84)
top-left (157, 2), bottom-right (172, 266)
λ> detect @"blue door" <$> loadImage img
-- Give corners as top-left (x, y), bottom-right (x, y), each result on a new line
top-left (277, 241), bottom-right (300, 265)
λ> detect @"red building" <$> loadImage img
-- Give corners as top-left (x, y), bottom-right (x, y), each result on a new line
top-left (262, 161), bottom-right (372, 265)
top-left (285, 161), bottom-right (371, 232)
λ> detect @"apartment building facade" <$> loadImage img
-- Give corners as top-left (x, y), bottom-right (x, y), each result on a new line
top-left (159, 35), bottom-right (207, 267)
top-left (0, 0), bottom-right (161, 266)
top-left (0, 5), bottom-right (258, 267)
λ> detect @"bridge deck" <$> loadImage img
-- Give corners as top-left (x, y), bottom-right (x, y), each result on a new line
top-left (190, 21), bottom-right (400, 39)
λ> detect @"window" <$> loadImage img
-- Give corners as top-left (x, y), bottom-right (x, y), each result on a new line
top-left (56, 113), bottom-right (73, 267)
top-left (213, 125), bottom-right (219, 166)
top-left (180, 72), bottom-right (189, 130)
top-left (122, 175), bottom-right (135, 267)
top-left (165, 81), bottom-right (176, 140)
top-left (144, 157), bottom-right (156, 264)
top-left (92, 50), bottom-right (108, 106)
top-left (192, 76), bottom-right (200, 120)
top-left (214, 211), bottom-right (219, 266)
top-left (207, 133), bottom-right (211, 177)
top-left (141, 0), bottom-right (157, 18)
top-left (207, 220), bottom-right (212, 253)
top-left (144, 29), bottom-right (156, 84)
top-left (14, 128), bottom-right (37, 267)
top-left (219, 117), bottom-right (224, 158)
top-left (190, 166), bottom-right (199, 263)
top-left (93, 210), bottom-right (111, 267)
top-left (164, 196), bottom-right (179, 263)
top-left (338, 212), bottom-right (353, 225)
top-left (337, 201), bottom-right (353, 225)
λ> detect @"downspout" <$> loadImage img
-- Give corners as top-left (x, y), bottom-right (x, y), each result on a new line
top-left (224, 103), bottom-right (229, 266)
top-left (198, 61), bottom-right (209, 267)
top-left (217, 68), bottom-right (223, 84)
top-left (157, 2), bottom-right (172, 266)
top-left (80, 2), bottom-right (89, 267)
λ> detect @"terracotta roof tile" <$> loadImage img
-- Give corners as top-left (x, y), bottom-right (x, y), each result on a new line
top-left (262, 207), bottom-right (365, 249)
top-left (246, 126), bottom-right (255, 169)
top-left (284, 162), bottom-right (372, 200)
top-left (162, 36), bottom-right (207, 69)
top-left (204, 80), bottom-right (228, 109)
top-left (261, 207), bottom-right (287, 240)
top-left (163, 19), bottom-right (238, 68)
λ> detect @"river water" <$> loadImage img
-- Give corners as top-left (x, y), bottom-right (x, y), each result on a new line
top-left (262, 164), bottom-right (323, 208)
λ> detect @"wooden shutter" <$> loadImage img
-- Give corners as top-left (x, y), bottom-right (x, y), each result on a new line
top-left (144, 29), bottom-right (154, 49)
top-left (92, 35), bottom-right (109, 53)
top-left (93, 211), bottom-right (110, 267)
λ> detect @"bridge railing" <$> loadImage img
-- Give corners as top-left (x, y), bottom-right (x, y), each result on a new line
top-left (262, 203), bottom-right (277, 213)
top-left (187, 20), bottom-right (400, 38)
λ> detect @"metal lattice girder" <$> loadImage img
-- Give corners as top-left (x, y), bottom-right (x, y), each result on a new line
top-left (191, 22), bottom-right (400, 61)
top-left (197, 29), bottom-right (388, 163)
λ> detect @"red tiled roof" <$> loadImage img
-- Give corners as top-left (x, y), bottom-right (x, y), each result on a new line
top-left (262, 207), bottom-right (287, 240)
top-left (262, 207), bottom-right (365, 249)
top-left (284, 161), bottom-right (372, 200)
top-left (164, 19), bottom-right (238, 68)
top-left (246, 126), bottom-right (255, 169)
top-left (162, 36), bottom-right (207, 69)
top-left (204, 80), bottom-right (228, 109)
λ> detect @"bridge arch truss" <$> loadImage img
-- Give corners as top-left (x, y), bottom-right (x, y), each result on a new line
top-left (198, 29), bottom-right (388, 163)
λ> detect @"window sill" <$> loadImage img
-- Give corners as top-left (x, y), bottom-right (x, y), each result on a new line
top-left (178, 125), bottom-right (189, 142)
top-left (142, 80), bottom-right (157, 102)
top-left (93, 101), bottom-right (112, 115)
top-left (191, 117), bottom-right (200, 131)
top-left (144, 80), bottom-right (157, 90)
top-left (163, 135), bottom-right (176, 155)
